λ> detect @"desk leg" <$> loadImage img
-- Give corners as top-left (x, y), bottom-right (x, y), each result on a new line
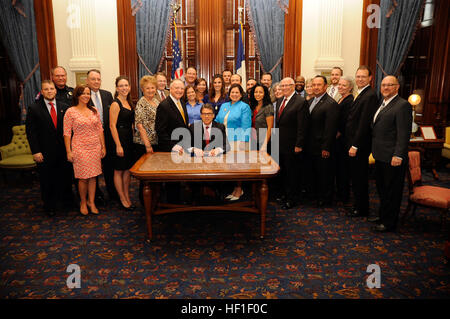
top-left (259, 180), bottom-right (268, 239)
top-left (143, 182), bottom-right (153, 242)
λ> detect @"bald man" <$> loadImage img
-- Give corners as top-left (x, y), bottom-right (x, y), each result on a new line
top-left (275, 77), bottom-right (309, 209)
top-left (371, 75), bottom-right (411, 232)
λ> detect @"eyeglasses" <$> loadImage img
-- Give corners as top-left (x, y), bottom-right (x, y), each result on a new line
top-left (381, 84), bottom-right (399, 88)
top-left (201, 113), bottom-right (214, 116)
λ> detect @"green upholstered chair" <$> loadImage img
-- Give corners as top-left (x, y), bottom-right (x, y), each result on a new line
top-left (0, 125), bottom-right (36, 182)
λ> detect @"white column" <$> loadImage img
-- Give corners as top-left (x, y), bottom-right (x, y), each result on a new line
top-left (314, 0), bottom-right (345, 71)
top-left (68, 0), bottom-right (101, 71)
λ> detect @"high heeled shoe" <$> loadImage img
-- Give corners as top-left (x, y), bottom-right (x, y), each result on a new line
top-left (229, 190), bottom-right (244, 201)
top-left (120, 201), bottom-right (135, 211)
top-left (87, 203), bottom-right (99, 215)
top-left (80, 203), bottom-right (89, 216)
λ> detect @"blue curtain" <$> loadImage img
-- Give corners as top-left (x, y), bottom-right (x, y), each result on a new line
top-left (0, 0), bottom-right (41, 123)
top-left (135, 0), bottom-right (172, 82)
top-left (248, 0), bottom-right (288, 83)
top-left (375, 0), bottom-right (424, 91)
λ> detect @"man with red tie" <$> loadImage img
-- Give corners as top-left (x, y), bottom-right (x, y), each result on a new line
top-left (26, 80), bottom-right (73, 216)
top-left (275, 77), bottom-right (309, 209)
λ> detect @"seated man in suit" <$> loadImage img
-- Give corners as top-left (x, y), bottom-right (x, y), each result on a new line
top-left (187, 103), bottom-right (230, 157)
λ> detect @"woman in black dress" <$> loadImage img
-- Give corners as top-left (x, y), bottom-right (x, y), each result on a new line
top-left (335, 76), bottom-right (355, 204)
top-left (109, 76), bottom-right (135, 210)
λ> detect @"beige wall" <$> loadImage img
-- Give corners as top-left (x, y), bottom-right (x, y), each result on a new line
top-left (301, 0), bottom-right (363, 81)
top-left (52, 0), bottom-right (120, 94)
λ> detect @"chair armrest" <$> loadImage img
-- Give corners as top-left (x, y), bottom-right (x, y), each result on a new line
top-left (0, 143), bottom-right (16, 160)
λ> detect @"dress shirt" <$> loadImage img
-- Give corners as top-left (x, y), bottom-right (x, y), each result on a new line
top-left (309, 92), bottom-right (326, 113)
top-left (91, 90), bottom-right (103, 124)
top-left (44, 99), bottom-right (57, 115)
top-left (188, 122), bottom-right (224, 156)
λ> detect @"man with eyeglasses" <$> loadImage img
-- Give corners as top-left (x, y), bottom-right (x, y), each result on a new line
top-left (370, 75), bottom-right (411, 233)
top-left (274, 77), bottom-right (309, 210)
top-left (187, 104), bottom-right (229, 157)
top-left (345, 66), bottom-right (379, 218)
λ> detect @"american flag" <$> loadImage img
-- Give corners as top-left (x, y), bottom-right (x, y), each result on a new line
top-left (171, 21), bottom-right (184, 81)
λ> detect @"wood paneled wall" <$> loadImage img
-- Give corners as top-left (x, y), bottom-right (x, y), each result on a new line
top-left (283, 0), bottom-right (302, 79)
top-left (34, 0), bottom-right (57, 80)
top-left (423, 0), bottom-right (449, 132)
top-left (196, 0), bottom-right (226, 82)
top-left (359, 0), bottom-right (380, 80)
top-left (117, 0), bottom-right (139, 101)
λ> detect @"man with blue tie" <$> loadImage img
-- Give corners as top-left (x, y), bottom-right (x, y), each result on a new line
top-left (86, 69), bottom-right (118, 204)
top-left (305, 75), bottom-right (339, 207)
top-left (26, 80), bottom-right (73, 216)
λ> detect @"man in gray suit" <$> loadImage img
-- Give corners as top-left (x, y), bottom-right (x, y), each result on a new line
top-left (371, 75), bottom-right (412, 232)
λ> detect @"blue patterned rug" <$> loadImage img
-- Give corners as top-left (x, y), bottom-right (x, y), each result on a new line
top-left (0, 168), bottom-right (449, 299)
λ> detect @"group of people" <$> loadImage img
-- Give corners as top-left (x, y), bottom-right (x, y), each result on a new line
top-left (25, 64), bottom-right (411, 233)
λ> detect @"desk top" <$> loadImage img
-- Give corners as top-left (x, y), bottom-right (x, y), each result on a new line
top-left (130, 151), bottom-right (280, 181)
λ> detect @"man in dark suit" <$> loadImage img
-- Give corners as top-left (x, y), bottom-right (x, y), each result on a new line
top-left (371, 75), bottom-right (412, 232)
top-left (187, 104), bottom-right (229, 157)
top-left (346, 66), bottom-right (379, 217)
top-left (305, 75), bottom-right (339, 206)
top-left (26, 80), bottom-right (74, 216)
top-left (155, 79), bottom-right (190, 203)
top-left (275, 77), bottom-right (309, 209)
top-left (86, 69), bottom-right (118, 204)
top-left (156, 79), bottom-right (190, 152)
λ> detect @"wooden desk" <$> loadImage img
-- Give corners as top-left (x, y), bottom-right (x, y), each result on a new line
top-left (409, 138), bottom-right (444, 179)
top-left (130, 151), bottom-right (280, 241)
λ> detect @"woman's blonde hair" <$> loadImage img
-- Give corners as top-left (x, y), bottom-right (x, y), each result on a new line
top-left (140, 75), bottom-right (157, 91)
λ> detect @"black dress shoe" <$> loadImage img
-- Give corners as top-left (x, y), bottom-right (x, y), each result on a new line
top-left (348, 210), bottom-right (368, 217)
top-left (45, 209), bottom-right (56, 217)
top-left (281, 201), bottom-right (296, 210)
top-left (368, 216), bottom-right (380, 223)
top-left (371, 224), bottom-right (394, 233)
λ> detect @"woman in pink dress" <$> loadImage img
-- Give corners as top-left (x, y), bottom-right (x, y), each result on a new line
top-left (64, 85), bottom-right (106, 215)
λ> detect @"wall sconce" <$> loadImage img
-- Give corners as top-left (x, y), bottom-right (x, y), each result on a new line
top-left (408, 94), bottom-right (421, 137)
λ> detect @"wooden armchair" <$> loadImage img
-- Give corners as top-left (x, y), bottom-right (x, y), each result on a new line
top-left (402, 151), bottom-right (450, 230)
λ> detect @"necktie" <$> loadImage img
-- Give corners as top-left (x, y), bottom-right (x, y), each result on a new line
top-left (373, 102), bottom-right (386, 123)
top-left (354, 91), bottom-right (360, 101)
top-left (160, 91), bottom-right (166, 100)
top-left (205, 126), bottom-right (210, 145)
top-left (278, 98), bottom-right (287, 118)
top-left (49, 102), bottom-right (57, 128)
top-left (309, 98), bottom-right (319, 113)
top-left (94, 91), bottom-right (103, 124)
top-left (330, 86), bottom-right (335, 98)
top-left (176, 100), bottom-right (187, 124)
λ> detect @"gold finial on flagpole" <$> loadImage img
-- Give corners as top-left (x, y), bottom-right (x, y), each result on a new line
top-left (238, 6), bottom-right (244, 24)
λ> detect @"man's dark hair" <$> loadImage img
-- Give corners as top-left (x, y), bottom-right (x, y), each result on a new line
top-left (357, 65), bottom-right (372, 77)
top-left (314, 75), bottom-right (328, 85)
top-left (87, 69), bottom-right (101, 76)
top-left (200, 103), bottom-right (214, 114)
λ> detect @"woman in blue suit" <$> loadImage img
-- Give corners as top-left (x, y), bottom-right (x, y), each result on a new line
top-left (216, 83), bottom-right (251, 200)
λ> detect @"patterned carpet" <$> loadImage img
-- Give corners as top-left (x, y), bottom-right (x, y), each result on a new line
top-left (0, 168), bottom-right (449, 299)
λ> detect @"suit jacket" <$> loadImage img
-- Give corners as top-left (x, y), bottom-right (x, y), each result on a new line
top-left (188, 121), bottom-right (230, 153)
top-left (155, 89), bottom-right (170, 103)
top-left (345, 86), bottom-right (379, 154)
top-left (155, 96), bottom-right (190, 152)
top-left (91, 89), bottom-right (114, 152)
top-left (275, 93), bottom-right (309, 154)
top-left (306, 93), bottom-right (339, 156)
top-left (371, 95), bottom-right (412, 163)
top-left (25, 98), bottom-right (68, 163)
